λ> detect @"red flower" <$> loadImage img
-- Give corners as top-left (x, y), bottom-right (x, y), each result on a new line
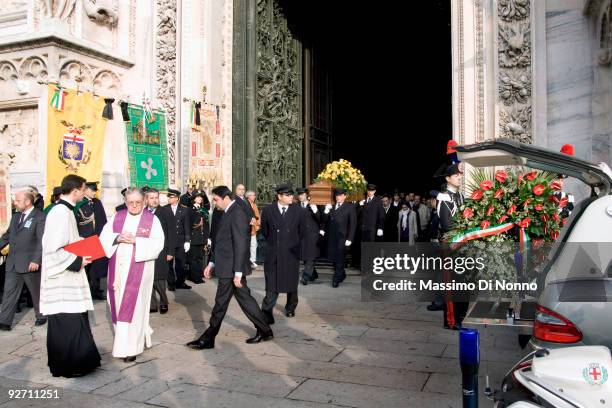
top-left (550, 195), bottom-right (560, 204)
top-left (480, 220), bottom-right (490, 230)
top-left (480, 180), bottom-right (493, 191)
top-left (553, 213), bottom-right (560, 222)
top-left (550, 179), bottom-right (563, 191)
top-left (559, 197), bottom-right (568, 208)
top-left (541, 214), bottom-right (549, 222)
top-left (495, 170), bottom-right (508, 184)
top-left (471, 190), bottom-right (484, 200)
top-left (494, 189), bottom-right (504, 199)
top-left (517, 217), bottom-right (531, 228)
top-left (550, 230), bottom-right (560, 241)
top-left (518, 174), bottom-right (524, 185)
top-left (562, 218), bottom-right (568, 226)
top-left (532, 238), bottom-right (544, 249)
top-left (533, 184), bottom-right (545, 196)
top-left (463, 207), bottom-right (474, 219)
top-left (507, 205), bottom-right (517, 215)
top-left (523, 198), bottom-right (532, 207)
top-left (498, 215), bottom-right (508, 223)
top-left (526, 171), bottom-right (538, 181)
top-left (486, 205), bottom-right (494, 216)
top-left (535, 204), bottom-right (544, 211)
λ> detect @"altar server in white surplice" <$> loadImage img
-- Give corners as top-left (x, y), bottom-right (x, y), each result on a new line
top-left (100, 187), bottom-right (164, 362)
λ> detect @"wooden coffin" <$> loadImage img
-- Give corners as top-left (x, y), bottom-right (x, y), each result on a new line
top-left (307, 179), bottom-right (335, 205)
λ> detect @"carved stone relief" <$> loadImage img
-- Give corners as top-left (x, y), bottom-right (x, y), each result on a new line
top-left (497, 0), bottom-right (533, 143)
top-left (155, 0), bottom-right (177, 183)
top-left (598, 2), bottom-right (612, 65)
top-left (0, 108), bottom-right (39, 173)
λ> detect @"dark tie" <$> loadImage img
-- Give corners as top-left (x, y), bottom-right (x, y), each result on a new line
top-left (17, 212), bottom-right (26, 228)
top-left (281, 207), bottom-right (286, 217)
top-left (367, 197), bottom-right (371, 204)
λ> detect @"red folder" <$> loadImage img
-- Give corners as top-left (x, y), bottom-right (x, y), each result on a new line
top-left (63, 235), bottom-right (106, 261)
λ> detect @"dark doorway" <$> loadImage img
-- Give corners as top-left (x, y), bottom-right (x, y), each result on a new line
top-left (281, 1), bottom-right (452, 196)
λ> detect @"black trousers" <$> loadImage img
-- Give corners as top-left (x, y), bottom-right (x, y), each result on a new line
top-left (262, 290), bottom-right (298, 314)
top-left (0, 270), bottom-right (42, 325)
top-left (168, 246), bottom-right (187, 287)
top-left (333, 261), bottom-right (346, 283)
top-left (302, 260), bottom-right (317, 281)
top-left (202, 276), bottom-right (271, 340)
top-left (150, 279), bottom-right (169, 308)
top-left (187, 245), bottom-right (204, 283)
top-left (85, 264), bottom-right (102, 295)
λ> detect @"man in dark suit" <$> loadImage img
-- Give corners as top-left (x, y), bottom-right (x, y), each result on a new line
top-left (382, 194), bottom-right (399, 242)
top-left (0, 188), bottom-right (46, 330)
top-left (115, 187), bottom-right (128, 212)
top-left (187, 186), bottom-right (272, 349)
top-left (164, 188), bottom-right (191, 290)
top-left (260, 184), bottom-right (304, 323)
top-left (146, 188), bottom-right (175, 314)
top-left (296, 187), bottom-right (322, 285)
top-left (360, 183), bottom-right (385, 242)
top-left (324, 187), bottom-right (357, 288)
top-left (75, 181), bottom-right (108, 300)
top-left (234, 183), bottom-right (255, 229)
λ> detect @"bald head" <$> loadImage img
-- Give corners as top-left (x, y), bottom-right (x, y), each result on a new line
top-left (14, 188), bottom-right (35, 212)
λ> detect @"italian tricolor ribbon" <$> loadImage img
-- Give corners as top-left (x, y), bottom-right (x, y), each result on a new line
top-left (450, 222), bottom-right (514, 244)
top-left (50, 87), bottom-right (66, 111)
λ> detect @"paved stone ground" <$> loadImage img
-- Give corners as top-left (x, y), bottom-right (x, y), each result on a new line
top-left (0, 268), bottom-right (528, 407)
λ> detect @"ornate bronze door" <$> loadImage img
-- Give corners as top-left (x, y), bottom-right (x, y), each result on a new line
top-left (233, 0), bottom-right (303, 203)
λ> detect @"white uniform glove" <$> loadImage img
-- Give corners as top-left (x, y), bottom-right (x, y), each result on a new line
top-left (345, 240), bottom-right (352, 246)
top-left (359, 200), bottom-right (365, 206)
top-left (324, 204), bottom-right (332, 214)
top-left (184, 242), bottom-right (191, 252)
top-left (377, 229), bottom-right (383, 237)
top-left (207, 238), bottom-right (212, 246)
top-left (310, 204), bottom-right (318, 213)
top-left (319, 230), bottom-right (325, 236)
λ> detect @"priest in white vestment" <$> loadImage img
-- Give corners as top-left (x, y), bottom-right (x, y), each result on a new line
top-left (100, 187), bottom-right (164, 362)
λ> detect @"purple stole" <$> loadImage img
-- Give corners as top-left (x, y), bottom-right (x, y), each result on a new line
top-left (108, 209), bottom-right (154, 324)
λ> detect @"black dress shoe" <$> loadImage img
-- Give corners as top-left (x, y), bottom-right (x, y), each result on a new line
top-left (300, 277), bottom-right (308, 286)
top-left (186, 337), bottom-right (215, 349)
top-left (246, 332), bottom-right (273, 344)
top-left (0, 323), bottom-right (11, 331)
top-left (150, 308), bottom-right (158, 313)
top-left (332, 281), bottom-right (339, 288)
top-left (34, 318), bottom-right (47, 326)
top-left (160, 305), bottom-right (168, 314)
top-left (176, 283), bottom-right (192, 289)
top-left (286, 311), bottom-right (295, 318)
top-left (123, 356), bottom-right (136, 363)
top-left (309, 271), bottom-right (319, 281)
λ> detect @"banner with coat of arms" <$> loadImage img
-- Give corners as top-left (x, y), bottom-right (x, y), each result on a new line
top-left (124, 104), bottom-right (169, 190)
top-left (46, 85), bottom-right (107, 201)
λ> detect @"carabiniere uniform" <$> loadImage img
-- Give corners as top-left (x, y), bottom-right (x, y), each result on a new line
top-left (435, 163), bottom-right (468, 329)
top-left (187, 191), bottom-right (210, 284)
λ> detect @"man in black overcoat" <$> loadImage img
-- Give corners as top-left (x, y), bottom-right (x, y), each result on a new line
top-left (145, 188), bottom-right (175, 314)
top-left (260, 183), bottom-right (305, 324)
top-left (324, 187), bottom-right (357, 288)
top-left (296, 187), bottom-right (322, 285)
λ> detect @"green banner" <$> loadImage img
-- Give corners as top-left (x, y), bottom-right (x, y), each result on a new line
top-left (125, 104), bottom-right (169, 190)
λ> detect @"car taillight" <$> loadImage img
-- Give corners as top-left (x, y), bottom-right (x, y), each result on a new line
top-left (533, 304), bottom-right (582, 343)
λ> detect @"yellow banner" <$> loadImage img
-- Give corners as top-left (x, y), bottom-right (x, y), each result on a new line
top-left (46, 85), bottom-right (107, 200)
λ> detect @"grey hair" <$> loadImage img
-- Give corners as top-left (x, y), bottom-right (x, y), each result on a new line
top-left (17, 187), bottom-right (36, 204)
top-left (245, 190), bottom-right (256, 198)
top-left (124, 187), bottom-right (144, 198)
